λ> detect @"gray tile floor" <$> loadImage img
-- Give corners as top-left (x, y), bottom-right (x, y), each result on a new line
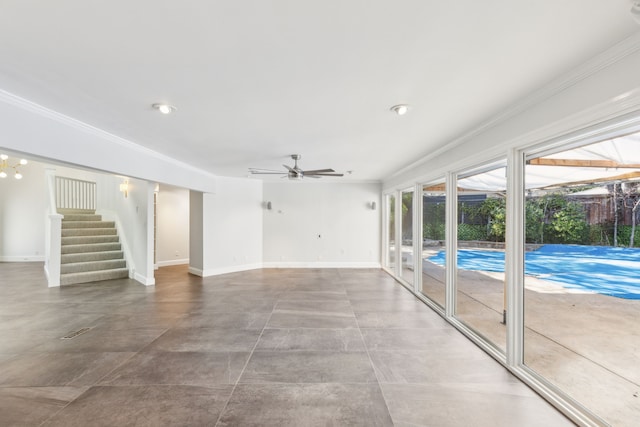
top-left (0, 263), bottom-right (575, 426)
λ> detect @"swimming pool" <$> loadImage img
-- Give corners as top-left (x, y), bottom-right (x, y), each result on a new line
top-left (428, 244), bottom-right (640, 299)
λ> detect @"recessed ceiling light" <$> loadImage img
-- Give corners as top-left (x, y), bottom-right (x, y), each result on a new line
top-left (152, 103), bottom-right (176, 114)
top-left (390, 104), bottom-right (410, 115)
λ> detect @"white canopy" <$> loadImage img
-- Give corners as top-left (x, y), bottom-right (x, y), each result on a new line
top-left (457, 132), bottom-right (640, 193)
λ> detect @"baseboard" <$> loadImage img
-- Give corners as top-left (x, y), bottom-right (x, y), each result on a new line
top-left (261, 261), bottom-right (381, 269)
top-left (188, 263), bottom-right (263, 277)
top-left (134, 271), bottom-right (155, 286)
top-left (156, 258), bottom-right (189, 267)
top-left (0, 256), bottom-right (45, 262)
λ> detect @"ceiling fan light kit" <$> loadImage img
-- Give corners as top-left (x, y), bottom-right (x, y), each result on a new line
top-left (249, 154), bottom-right (344, 180)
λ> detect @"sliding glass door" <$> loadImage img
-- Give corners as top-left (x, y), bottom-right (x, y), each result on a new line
top-left (420, 181), bottom-right (446, 308)
top-left (455, 163), bottom-right (507, 352)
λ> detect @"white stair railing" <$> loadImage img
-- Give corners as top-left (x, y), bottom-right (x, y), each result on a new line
top-left (55, 176), bottom-right (96, 211)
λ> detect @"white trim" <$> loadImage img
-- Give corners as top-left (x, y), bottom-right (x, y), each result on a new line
top-left (262, 262), bottom-right (381, 269)
top-left (413, 183), bottom-right (423, 294)
top-left (188, 266), bottom-right (204, 276)
top-left (444, 172), bottom-right (457, 317)
top-left (189, 263), bottom-right (263, 277)
top-left (156, 258), bottom-right (190, 267)
top-left (0, 256), bottom-right (45, 262)
top-left (134, 271), bottom-right (155, 286)
top-left (506, 148), bottom-right (525, 366)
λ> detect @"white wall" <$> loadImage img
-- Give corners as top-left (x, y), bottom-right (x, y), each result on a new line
top-left (263, 181), bottom-right (381, 267)
top-left (97, 176), bottom-right (155, 285)
top-left (156, 184), bottom-right (189, 266)
top-left (190, 177), bottom-right (263, 276)
top-left (0, 160), bottom-right (46, 261)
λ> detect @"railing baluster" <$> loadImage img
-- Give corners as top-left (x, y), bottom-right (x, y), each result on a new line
top-left (54, 176), bottom-right (97, 212)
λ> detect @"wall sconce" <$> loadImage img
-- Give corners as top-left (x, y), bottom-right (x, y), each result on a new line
top-left (369, 201), bottom-right (376, 210)
top-left (119, 180), bottom-right (129, 198)
top-left (264, 201), bottom-right (272, 210)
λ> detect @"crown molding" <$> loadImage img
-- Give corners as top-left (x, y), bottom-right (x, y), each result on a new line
top-left (0, 89), bottom-right (219, 180)
top-left (386, 31), bottom-right (640, 182)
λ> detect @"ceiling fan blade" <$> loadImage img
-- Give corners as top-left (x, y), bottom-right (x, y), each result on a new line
top-left (301, 168), bottom-right (334, 174)
top-left (250, 172), bottom-right (287, 175)
top-left (307, 172), bottom-right (344, 177)
top-left (283, 164), bottom-right (296, 173)
top-left (249, 168), bottom-right (284, 173)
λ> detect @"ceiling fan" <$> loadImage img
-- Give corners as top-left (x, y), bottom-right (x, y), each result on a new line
top-left (249, 154), bottom-right (344, 180)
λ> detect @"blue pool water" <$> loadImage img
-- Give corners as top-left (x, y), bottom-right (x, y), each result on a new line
top-left (428, 244), bottom-right (640, 299)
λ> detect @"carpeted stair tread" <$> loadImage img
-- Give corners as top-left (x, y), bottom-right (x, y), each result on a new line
top-left (62, 220), bottom-right (115, 229)
top-left (60, 268), bottom-right (129, 286)
top-left (61, 242), bottom-right (122, 254)
top-left (62, 235), bottom-right (120, 245)
top-left (61, 259), bottom-right (127, 274)
top-left (62, 228), bottom-right (117, 237)
top-left (61, 250), bottom-right (124, 264)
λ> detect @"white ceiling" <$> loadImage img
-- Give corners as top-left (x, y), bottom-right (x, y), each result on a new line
top-left (0, 1), bottom-right (637, 182)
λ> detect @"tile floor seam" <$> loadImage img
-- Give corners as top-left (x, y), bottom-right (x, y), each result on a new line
top-left (351, 288), bottom-right (397, 426)
top-left (213, 302), bottom-right (277, 426)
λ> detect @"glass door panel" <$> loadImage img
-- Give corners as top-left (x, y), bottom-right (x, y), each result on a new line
top-left (455, 164), bottom-right (507, 352)
top-left (421, 182), bottom-right (446, 308)
top-left (400, 190), bottom-right (414, 286)
top-left (387, 194), bottom-right (396, 272)
top-left (523, 133), bottom-right (640, 425)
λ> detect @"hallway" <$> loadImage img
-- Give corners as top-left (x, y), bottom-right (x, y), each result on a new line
top-left (0, 263), bottom-right (572, 426)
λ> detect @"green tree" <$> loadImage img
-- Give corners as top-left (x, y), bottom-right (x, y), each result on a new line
top-left (551, 202), bottom-right (587, 243)
top-left (525, 199), bottom-right (544, 243)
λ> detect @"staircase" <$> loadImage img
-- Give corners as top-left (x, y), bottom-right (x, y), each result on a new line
top-left (59, 209), bottom-right (129, 285)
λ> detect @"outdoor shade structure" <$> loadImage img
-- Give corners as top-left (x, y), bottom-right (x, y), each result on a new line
top-left (456, 132), bottom-right (640, 192)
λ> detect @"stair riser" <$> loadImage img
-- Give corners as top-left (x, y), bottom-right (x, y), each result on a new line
top-left (61, 251), bottom-right (124, 263)
top-left (61, 243), bottom-right (122, 254)
top-left (58, 209), bottom-right (96, 215)
top-left (60, 268), bottom-right (130, 286)
top-left (62, 236), bottom-right (119, 245)
top-left (62, 221), bottom-right (115, 229)
top-left (61, 260), bottom-right (127, 274)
